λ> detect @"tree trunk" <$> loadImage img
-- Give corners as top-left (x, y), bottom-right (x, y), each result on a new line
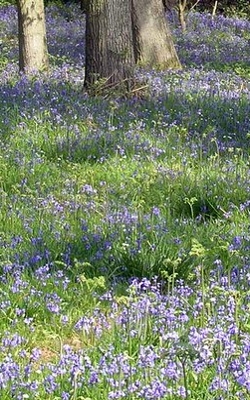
top-left (132, 0), bottom-right (181, 69)
top-left (17, 0), bottom-right (49, 72)
top-left (178, 0), bottom-right (187, 32)
top-left (84, 0), bottom-right (135, 91)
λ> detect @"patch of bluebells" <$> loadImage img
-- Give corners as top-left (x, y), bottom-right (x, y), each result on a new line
top-left (46, 4), bottom-right (85, 65)
top-left (170, 11), bottom-right (250, 67)
top-left (1, 269), bottom-right (250, 398)
top-left (1, 229), bottom-right (250, 399)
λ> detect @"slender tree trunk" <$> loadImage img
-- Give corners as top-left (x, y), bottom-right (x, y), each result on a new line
top-left (17, 0), bottom-right (49, 72)
top-left (132, 0), bottom-right (181, 69)
top-left (178, 0), bottom-right (187, 32)
top-left (84, 0), bottom-right (135, 91)
top-left (212, 0), bottom-right (218, 18)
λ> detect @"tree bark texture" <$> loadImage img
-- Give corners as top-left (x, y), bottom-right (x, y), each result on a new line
top-left (132, 0), bottom-right (181, 69)
top-left (84, 0), bottom-right (135, 89)
top-left (17, 0), bottom-right (49, 72)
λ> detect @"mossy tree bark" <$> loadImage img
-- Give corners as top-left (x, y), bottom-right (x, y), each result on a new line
top-left (17, 0), bottom-right (49, 72)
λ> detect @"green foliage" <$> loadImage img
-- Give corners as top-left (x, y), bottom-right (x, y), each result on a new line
top-left (203, 61), bottom-right (250, 79)
top-left (193, 0), bottom-right (250, 19)
top-left (222, 0), bottom-right (250, 19)
top-left (0, 0), bottom-right (15, 5)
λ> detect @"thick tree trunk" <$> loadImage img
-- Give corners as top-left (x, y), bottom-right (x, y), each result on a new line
top-left (17, 0), bottom-right (49, 72)
top-left (132, 0), bottom-right (181, 69)
top-left (84, 0), bottom-right (135, 91)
